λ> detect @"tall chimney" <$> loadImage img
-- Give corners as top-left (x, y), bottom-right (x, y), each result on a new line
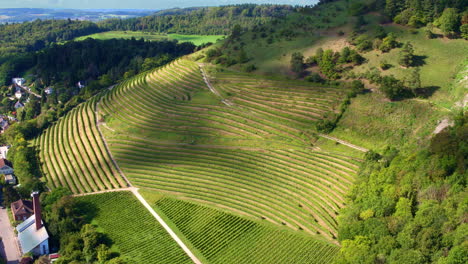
top-left (31, 192), bottom-right (42, 230)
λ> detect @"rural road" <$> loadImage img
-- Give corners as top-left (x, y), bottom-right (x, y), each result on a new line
top-left (90, 93), bottom-right (203, 264)
top-left (0, 207), bottom-right (20, 264)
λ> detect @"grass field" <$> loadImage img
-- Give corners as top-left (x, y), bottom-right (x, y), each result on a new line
top-left (75, 31), bottom-right (224, 46)
top-left (140, 191), bottom-right (340, 264)
top-left (97, 58), bottom-right (361, 243)
top-left (76, 192), bottom-right (191, 264)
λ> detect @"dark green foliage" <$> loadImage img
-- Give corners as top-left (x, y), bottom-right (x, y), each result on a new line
top-left (460, 24), bottom-right (468, 39)
top-left (385, 0), bottom-right (465, 34)
top-left (98, 5), bottom-right (294, 35)
top-left (316, 119), bottom-right (336, 133)
top-left (318, 49), bottom-right (339, 79)
top-left (378, 75), bottom-right (407, 100)
top-left (398, 42), bottom-right (415, 67)
top-left (305, 73), bottom-right (325, 84)
top-left (379, 33), bottom-right (398, 52)
top-left (290, 52), bottom-right (305, 74)
top-left (242, 64), bottom-right (257, 72)
top-left (380, 60), bottom-right (391, 70)
top-left (436, 8), bottom-right (461, 36)
top-left (405, 67), bottom-right (422, 94)
top-left (347, 80), bottom-right (366, 96)
top-left (0, 19), bottom-right (102, 56)
top-left (336, 113), bottom-right (467, 263)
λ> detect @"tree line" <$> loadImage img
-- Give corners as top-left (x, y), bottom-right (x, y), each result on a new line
top-left (97, 4), bottom-right (294, 35)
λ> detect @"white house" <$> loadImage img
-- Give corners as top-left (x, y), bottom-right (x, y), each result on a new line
top-left (44, 87), bottom-right (53, 95)
top-left (15, 91), bottom-right (22, 99)
top-left (0, 158), bottom-right (13, 174)
top-left (77, 81), bottom-right (85, 89)
top-left (0, 145), bottom-right (10, 159)
top-left (12, 78), bottom-right (26, 86)
top-left (16, 192), bottom-right (50, 256)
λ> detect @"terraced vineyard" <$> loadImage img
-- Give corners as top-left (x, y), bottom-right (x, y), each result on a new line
top-left (99, 59), bottom-right (361, 241)
top-left (152, 197), bottom-right (340, 264)
top-left (35, 97), bottom-right (127, 193)
top-left (76, 192), bottom-right (192, 264)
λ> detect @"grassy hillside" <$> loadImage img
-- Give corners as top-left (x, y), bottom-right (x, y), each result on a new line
top-left (76, 192), bottom-right (191, 264)
top-left (141, 191), bottom-right (340, 264)
top-left (75, 31), bottom-right (224, 46)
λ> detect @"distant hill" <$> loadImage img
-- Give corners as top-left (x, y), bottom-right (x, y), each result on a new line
top-left (0, 8), bottom-right (155, 23)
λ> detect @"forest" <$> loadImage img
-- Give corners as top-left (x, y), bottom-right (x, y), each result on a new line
top-left (97, 4), bottom-right (294, 34)
top-left (0, 19), bottom-right (103, 56)
top-left (336, 112), bottom-right (467, 263)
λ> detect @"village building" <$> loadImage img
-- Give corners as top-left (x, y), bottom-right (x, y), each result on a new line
top-left (4, 174), bottom-right (17, 185)
top-left (44, 87), bottom-right (53, 95)
top-left (12, 78), bottom-right (26, 86)
top-left (15, 90), bottom-right (23, 99)
top-left (16, 192), bottom-right (50, 256)
top-left (77, 81), bottom-right (85, 89)
top-left (0, 145), bottom-right (10, 159)
top-left (14, 101), bottom-right (24, 109)
top-left (0, 158), bottom-right (14, 174)
top-left (0, 117), bottom-right (9, 134)
top-left (11, 199), bottom-right (34, 221)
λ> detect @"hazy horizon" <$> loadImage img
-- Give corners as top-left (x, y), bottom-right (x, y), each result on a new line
top-left (0, 0), bottom-right (317, 9)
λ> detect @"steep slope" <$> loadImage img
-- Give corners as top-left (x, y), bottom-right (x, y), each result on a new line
top-left (97, 58), bottom-right (361, 242)
top-left (35, 97), bottom-right (127, 193)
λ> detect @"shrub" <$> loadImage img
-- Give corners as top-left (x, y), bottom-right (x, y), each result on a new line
top-left (305, 73), bottom-right (324, 84)
top-left (380, 60), bottom-right (391, 70)
top-left (242, 64), bottom-right (256, 72)
top-left (424, 28), bottom-right (435, 39)
top-left (379, 75), bottom-right (407, 100)
top-left (379, 33), bottom-right (398, 52)
top-left (316, 119), bottom-right (336, 133)
top-left (461, 24), bottom-right (468, 40)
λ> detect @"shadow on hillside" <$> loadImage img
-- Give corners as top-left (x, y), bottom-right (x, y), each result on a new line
top-left (415, 86), bottom-right (440, 98)
top-left (412, 55), bottom-right (427, 67)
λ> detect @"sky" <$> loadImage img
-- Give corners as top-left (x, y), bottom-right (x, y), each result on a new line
top-left (0, 0), bottom-right (317, 9)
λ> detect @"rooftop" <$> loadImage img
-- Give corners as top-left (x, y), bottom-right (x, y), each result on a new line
top-left (17, 215), bottom-right (49, 254)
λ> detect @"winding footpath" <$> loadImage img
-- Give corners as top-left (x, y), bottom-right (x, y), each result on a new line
top-left (92, 93), bottom-right (203, 264)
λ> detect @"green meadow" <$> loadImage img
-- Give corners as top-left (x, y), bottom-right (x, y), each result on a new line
top-left (75, 31), bottom-right (224, 46)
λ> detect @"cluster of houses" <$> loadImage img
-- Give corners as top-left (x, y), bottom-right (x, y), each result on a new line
top-left (0, 146), bottom-right (58, 262)
top-left (0, 146), bottom-right (16, 185)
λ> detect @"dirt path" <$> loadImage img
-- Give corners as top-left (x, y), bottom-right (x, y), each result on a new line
top-left (93, 95), bottom-right (203, 264)
top-left (0, 207), bottom-right (20, 264)
top-left (318, 134), bottom-right (369, 152)
top-left (74, 187), bottom-right (203, 264)
top-left (198, 63), bottom-right (234, 106)
top-left (95, 98), bottom-right (132, 187)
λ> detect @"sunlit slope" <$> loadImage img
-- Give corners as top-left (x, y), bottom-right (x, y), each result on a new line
top-left (148, 195), bottom-right (341, 264)
top-left (35, 98), bottom-right (127, 193)
top-left (99, 59), bottom-right (359, 241)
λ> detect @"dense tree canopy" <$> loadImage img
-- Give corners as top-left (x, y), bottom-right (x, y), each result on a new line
top-left (336, 112), bottom-right (467, 264)
top-left (98, 5), bottom-right (294, 35)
